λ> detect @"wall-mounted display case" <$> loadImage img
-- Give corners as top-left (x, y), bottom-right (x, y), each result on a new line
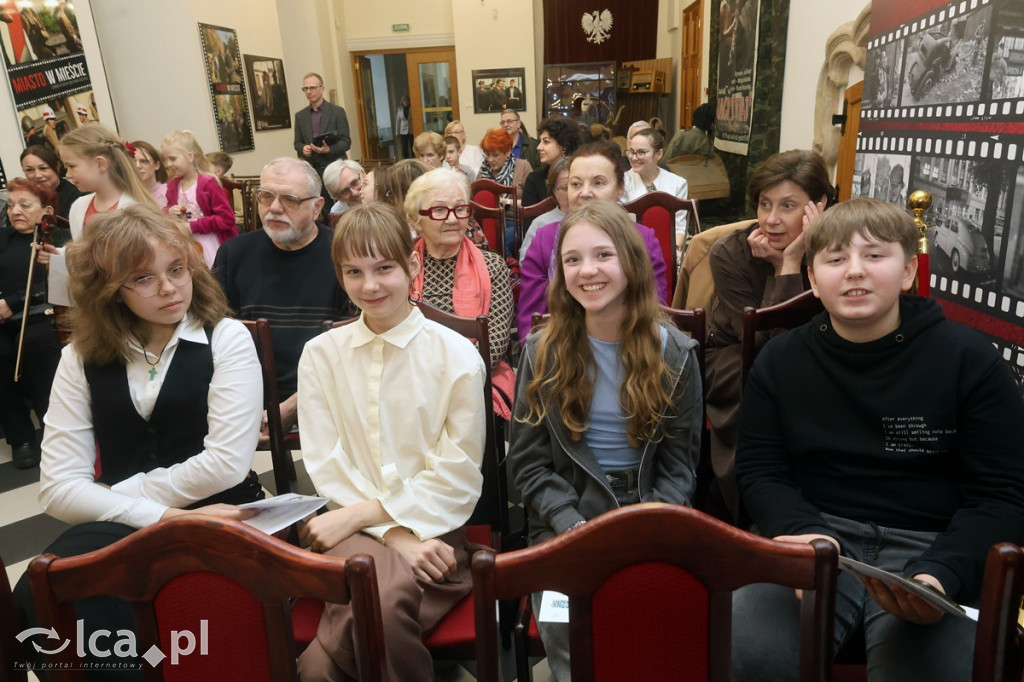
top-left (542, 61), bottom-right (616, 125)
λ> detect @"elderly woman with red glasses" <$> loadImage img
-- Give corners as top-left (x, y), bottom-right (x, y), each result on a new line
top-left (404, 167), bottom-right (515, 417)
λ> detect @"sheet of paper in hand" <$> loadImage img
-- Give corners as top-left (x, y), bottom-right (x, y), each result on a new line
top-left (838, 556), bottom-right (977, 621)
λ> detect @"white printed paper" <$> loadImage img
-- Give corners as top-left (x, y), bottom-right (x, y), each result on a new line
top-left (47, 252), bottom-right (71, 307)
top-left (239, 493), bottom-right (328, 534)
top-left (537, 590), bottom-right (570, 623)
top-left (838, 556), bottom-right (975, 620)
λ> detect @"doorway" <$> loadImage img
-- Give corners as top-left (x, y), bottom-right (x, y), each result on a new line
top-left (351, 46), bottom-right (460, 162)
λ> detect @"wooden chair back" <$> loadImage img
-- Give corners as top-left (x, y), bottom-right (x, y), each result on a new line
top-left (28, 517), bottom-right (387, 682)
top-left (740, 290), bottom-right (825, 388)
top-left (472, 178), bottom-right (518, 256)
top-left (520, 196), bottom-right (556, 222)
top-left (622, 191), bottom-right (700, 296)
top-left (240, 319), bottom-right (294, 495)
top-left (469, 201), bottom-right (505, 257)
top-left (973, 542), bottom-right (1024, 682)
top-left (472, 503), bottom-right (837, 682)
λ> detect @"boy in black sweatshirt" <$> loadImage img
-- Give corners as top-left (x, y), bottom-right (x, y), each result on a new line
top-left (731, 197), bottom-right (1024, 681)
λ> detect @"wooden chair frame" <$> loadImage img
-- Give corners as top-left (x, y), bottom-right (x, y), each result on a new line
top-left (473, 503), bottom-right (837, 682)
top-left (740, 289), bottom-right (825, 388)
top-left (622, 191), bottom-right (700, 296)
top-left (28, 517), bottom-right (387, 682)
top-left (973, 542), bottom-right (1024, 682)
top-left (471, 178), bottom-right (518, 257)
top-left (240, 319), bottom-right (296, 495)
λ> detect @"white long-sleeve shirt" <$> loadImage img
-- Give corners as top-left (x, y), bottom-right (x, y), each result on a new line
top-left (623, 168), bottom-right (690, 238)
top-left (298, 307), bottom-right (486, 541)
top-left (39, 316), bottom-right (263, 528)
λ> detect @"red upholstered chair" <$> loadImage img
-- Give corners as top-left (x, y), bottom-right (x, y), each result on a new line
top-left (622, 191), bottom-right (700, 297)
top-left (28, 517), bottom-right (387, 682)
top-left (240, 319), bottom-right (296, 496)
top-left (472, 178), bottom-right (518, 256)
top-left (739, 289), bottom-right (825, 389)
top-left (472, 503), bottom-right (838, 682)
top-left (1, 553), bottom-right (28, 682)
top-left (470, 201), bottom-right (505, 257)
top-left (973, 543), bottom-right (1024, 682)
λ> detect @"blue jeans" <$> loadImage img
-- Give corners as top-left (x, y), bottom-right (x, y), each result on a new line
top-left (731, 513), bottom-right (976, 682)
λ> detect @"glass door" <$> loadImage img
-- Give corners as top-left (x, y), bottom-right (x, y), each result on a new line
top-left (406, 48), bottom-right (459, 136)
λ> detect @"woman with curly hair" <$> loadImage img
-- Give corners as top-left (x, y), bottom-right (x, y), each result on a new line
top-left (509, 200), bottom-right (702, 681)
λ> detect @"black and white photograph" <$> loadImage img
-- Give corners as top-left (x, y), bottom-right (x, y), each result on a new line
top-left (914, 154), bottom-right (1009, 287)
top-left (1000, 164), bottom-right (1024, 300)
top-left (900, 6), bottom-right (991, 106)
top-left (864, 37), bottom-right (903, 109)
top-left (984, 0), bottom-right (1024, 100)
top-left (471, 67), bottom-right (526, 113)
top-left (851, 152), bottom-right (913, 206)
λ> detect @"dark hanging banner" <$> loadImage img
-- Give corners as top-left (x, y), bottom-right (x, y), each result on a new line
top-left (543, 0), bottom-right (658, 64)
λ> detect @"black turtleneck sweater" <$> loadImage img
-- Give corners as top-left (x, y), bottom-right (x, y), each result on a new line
top-left (737, 296), bottom-right (1024, 602)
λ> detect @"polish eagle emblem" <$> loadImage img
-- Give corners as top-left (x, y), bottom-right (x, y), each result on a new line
top-left (581, 10), bottom-right (613, 45)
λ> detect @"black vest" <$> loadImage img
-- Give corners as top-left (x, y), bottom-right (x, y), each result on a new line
top-left (84, 329), bottom-right (261, 506)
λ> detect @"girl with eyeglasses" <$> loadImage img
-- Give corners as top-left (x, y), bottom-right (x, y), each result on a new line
top-left (622, 127), bottom-right (690, 249)
top-left (297, 203), bottom-right (486, 681)
top-left (15, 204), bottom-right (264, 676)
top-left (405, 167), bottom-right (515, 418)
top-left (161, 130), bottom-right (238, 266)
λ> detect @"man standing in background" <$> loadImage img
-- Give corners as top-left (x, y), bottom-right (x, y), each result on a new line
top-left (294, 72), bottom-right (352, 215)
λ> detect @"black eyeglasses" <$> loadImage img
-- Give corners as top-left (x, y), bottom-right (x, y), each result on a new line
top-left (419, 204), bottom-right (472, 221)
top-left (255, 189), bottom-right (318, 210)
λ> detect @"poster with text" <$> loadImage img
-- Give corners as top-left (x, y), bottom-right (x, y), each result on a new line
top-left (199, 23), bottom-right (253, 152)
top-left (243, 54), bottom-right (290, 131)
top-left (715, 0), bottom-right (760, 155)
top-left (860, 0), bottom-right (1024, 383)
top-left (0, 0), bottom-right (98, 150)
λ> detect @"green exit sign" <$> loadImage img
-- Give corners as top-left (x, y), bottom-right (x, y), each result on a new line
top-left (392, 23), bottom-right (410, 32)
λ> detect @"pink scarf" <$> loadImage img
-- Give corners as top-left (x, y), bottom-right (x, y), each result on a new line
top-left (413, 236), bottom-right (515, 419)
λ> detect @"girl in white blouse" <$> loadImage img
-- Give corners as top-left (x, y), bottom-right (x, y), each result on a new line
top-left (297, 203), bottom-right (486, 682)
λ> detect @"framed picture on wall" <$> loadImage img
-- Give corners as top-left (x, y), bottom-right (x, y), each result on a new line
top-left (471, 67), bottom-right (526, 113)
top-left (243, 54), bottom-right (291, 131)
top-left (198, 23), bottom-right (254, 152)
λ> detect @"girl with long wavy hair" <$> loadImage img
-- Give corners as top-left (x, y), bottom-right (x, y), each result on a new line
top-left (508, 200), bottom-right (702, 681)
top-left (16, 204), bottom-right (264, 677)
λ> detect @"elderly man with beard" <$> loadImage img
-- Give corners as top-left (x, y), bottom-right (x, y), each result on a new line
top-left (213, 157), bottom-right (351, 438)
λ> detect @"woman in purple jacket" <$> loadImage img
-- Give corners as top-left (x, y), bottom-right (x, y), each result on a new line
top-left (516, 141), bottom-right (668, 337)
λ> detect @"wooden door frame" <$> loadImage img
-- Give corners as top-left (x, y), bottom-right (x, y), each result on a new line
top-left (835, 80), bottom-right (863, 202)
top-left (405, 48), bottom-right (459, 137)
top-left (679, 0), bottom-right (704, 129)
top-left (349, 46), bottom-right (458, 159)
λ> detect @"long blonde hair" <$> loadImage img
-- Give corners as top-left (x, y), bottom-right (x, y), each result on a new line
top-left (59, 123), bottom-right (157, 208)
top-left (519, 201), bottom-right (675, 446)
top-left (161, 130), bottom-right (220, 183)
top-left (66, 204), bottom-right (227, 365)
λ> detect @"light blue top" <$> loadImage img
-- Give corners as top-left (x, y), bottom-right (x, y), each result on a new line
top-left (584, 327), bottom-right (667, 471)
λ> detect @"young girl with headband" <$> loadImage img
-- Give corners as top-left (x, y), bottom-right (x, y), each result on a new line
top-left (162, 130), bottom-right (238, 265)
top-left (509, 200), bottom-right (702, 680)
top-left (58, 123), bottom-right (157, 240)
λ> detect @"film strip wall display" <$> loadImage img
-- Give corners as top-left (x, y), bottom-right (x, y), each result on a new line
top-left (198, 23), bottom-right (254, 153)
top-left (858, 0), bottom-right (1024, 385)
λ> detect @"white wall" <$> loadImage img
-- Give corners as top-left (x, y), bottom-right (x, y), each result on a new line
top-left (0, 0), bottom-right (115, 183)
top-left (451, 0), bottom-right (537, 144)
top-left (91, 0), bottom-right (303, 176)
top-left (779, 0), bottom-right (866, 151)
